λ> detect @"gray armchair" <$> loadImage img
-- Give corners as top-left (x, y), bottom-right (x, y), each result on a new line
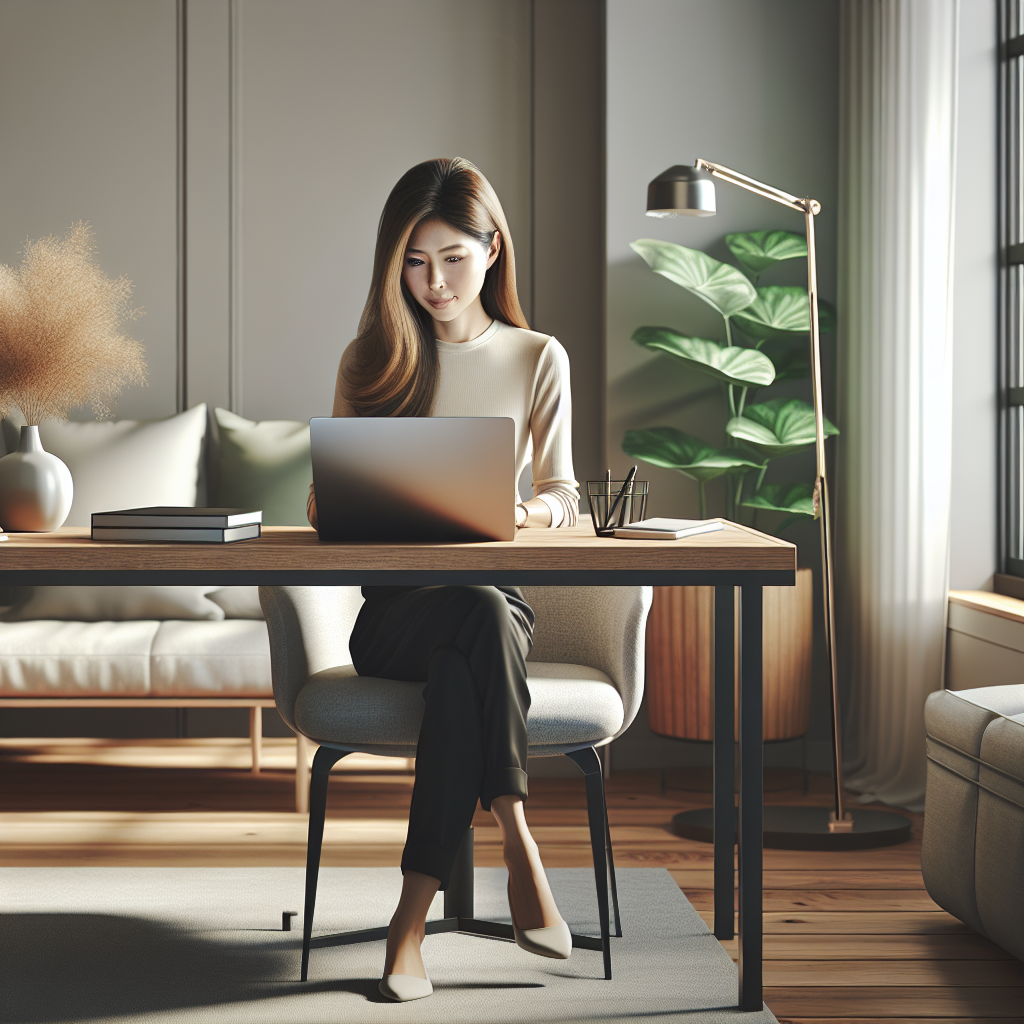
top-left (922, 684), bottom-right (1024, 961)
top-left (259, 584), bottom-right (652, 981)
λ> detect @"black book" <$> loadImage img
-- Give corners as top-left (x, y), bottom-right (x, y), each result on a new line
top-left (91, 524), bottom-right (261, 544)
top-left (91, 507), bottom-right (262, 529)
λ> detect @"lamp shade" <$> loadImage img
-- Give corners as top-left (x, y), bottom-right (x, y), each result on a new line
top-left (646, 165), bottom-right (716, 217)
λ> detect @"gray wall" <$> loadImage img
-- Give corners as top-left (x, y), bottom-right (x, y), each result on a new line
top-left (605, 0), bottom-right (841, 771)
top-left (949, 0), bottom-right (998, 592)
top-left (215, 0), bottom-right (534, 421)
top-left (534, 0), bottom-right (606, 485)
top-left (606, 0), bottom-right (840, 519)
top-left (0, 0), bottom-right (603, 476)
top-left (0, 0), bottom-right (604, 741)
top-left (0, 0), bottom-right (179, 420)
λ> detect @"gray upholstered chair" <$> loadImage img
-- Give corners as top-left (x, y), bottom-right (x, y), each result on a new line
top-left (259, 584), bottom-right (652, 981)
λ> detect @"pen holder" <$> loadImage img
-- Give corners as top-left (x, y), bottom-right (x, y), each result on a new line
top-left (587, 480), bottom-right (649, 536)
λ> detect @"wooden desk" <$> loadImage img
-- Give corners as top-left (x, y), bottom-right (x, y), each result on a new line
top-left (0, 521), bottom-right (795, 1011)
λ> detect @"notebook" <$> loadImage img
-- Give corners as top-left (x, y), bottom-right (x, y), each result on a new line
top-left (612, 518), bottom-right (724, 541)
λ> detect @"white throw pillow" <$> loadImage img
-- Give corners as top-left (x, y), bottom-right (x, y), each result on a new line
top-left (207, 587), bottom-right (265, 619)
top-left (3, 586), bottom-right (226, 622)
top-left (0, 405), bottom-right (208, 528)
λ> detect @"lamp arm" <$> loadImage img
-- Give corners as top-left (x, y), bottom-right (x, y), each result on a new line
top-left (694, 158), bottom-right (820, 215)
top-left (694, 157), bottom-right (827, 485)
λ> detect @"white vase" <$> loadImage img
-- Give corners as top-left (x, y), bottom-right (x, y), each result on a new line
top-left (0, 425), bottom-right (74, 531)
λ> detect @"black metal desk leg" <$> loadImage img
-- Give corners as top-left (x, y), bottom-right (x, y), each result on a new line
top-left (738, 586), bottom-right (764, 1011)
top-left (713, 585), bottom-right (735, 941)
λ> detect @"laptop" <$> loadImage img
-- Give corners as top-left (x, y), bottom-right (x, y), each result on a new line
top-left (309, 417), bottom-right (516, 542)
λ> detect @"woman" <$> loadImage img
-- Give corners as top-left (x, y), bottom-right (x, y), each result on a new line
top-left (308, 157), bottom-right (579, 1002)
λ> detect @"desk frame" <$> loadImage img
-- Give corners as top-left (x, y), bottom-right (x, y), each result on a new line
top-left (0, 526), bottom-right (792, 1011)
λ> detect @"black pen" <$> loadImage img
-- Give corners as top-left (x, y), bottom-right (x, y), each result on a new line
top-left (605, 465), bottom-right (637, 531)
top-left (616, 466), bottom-right (638, 528)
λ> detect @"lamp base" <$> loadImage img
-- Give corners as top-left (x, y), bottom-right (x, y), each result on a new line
top-left (671, 805), bottom-right (912, 850)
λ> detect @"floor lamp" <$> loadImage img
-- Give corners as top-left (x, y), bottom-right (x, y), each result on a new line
top-left (647, 162), bottom-right (910, 849)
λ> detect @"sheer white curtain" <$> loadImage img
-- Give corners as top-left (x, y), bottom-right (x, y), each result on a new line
top-left (837, 0), bottom-right (959, 810)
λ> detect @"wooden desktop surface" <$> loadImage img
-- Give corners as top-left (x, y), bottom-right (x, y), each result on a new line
top-left (0, 522), bottom-right (795, 577)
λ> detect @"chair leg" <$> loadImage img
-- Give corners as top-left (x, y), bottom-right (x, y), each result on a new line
top-left (604, 794), bottom-right (622, 938)
top-left (301, 745), bottom-right (350, 982)
top-left (249, 706), bottom-right (262, 775)
top-left (595, 747), bottom-right (622, 936)
top-left (566, 746), bottom-right (612, 980)
top-left (295, 733), bottom-right (313, 814)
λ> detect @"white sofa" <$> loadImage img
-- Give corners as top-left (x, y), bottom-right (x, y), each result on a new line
top-left (0, 406), bottom-right (312, 800)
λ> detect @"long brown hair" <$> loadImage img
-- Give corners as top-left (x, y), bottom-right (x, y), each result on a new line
top-left (341, 158), bottom-right (528, 417)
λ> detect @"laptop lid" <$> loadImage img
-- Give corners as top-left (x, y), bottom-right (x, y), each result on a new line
top-left (310, 417), bottom-right (515, 542)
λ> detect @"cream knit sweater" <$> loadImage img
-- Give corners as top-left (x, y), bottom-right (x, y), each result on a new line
top-left (309, 319), bottom-right (580, 528)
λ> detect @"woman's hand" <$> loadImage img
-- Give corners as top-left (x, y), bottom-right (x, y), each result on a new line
top-left (515, 500), bottom-right (553, 529)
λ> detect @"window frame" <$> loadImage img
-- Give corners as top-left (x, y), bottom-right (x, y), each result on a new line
top-left (998, 1), bottom-right (1024, 579)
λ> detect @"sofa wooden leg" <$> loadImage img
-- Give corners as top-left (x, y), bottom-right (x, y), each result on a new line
top-left (295, 732), bottom-right (312, 814)
top-left (249, 706), bottom-right (263, 774)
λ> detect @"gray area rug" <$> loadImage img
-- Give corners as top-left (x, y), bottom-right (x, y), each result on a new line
top-left (0, 867), bottom-right (776, 1024)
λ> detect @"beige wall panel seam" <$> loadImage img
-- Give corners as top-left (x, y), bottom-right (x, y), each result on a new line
top-left (229, 0), bottom-right (243, 415)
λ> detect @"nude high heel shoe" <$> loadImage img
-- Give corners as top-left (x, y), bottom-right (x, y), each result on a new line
top-left (378, 974), bottom-right (433, 1002)
top-left (508, 881), bottom-right (572, 959)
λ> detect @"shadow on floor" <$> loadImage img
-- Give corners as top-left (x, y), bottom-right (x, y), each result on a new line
top-left (0, 912), bottom-right (472, 1021)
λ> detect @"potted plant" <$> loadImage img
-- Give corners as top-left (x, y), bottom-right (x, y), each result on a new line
top-left (0, 222), bottom-right (146, 531)
top-left (623, 231), bottom-right (837, 743)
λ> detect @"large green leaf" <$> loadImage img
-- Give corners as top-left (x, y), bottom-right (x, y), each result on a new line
top-left (725, 231), bottom-right (806, 279)
top-left (732, 286), bottom-right (837, 339)
top-left (623, 427), bottom-right (762, 483)
top-left (741, 482), bottom-right (816, 517)
top-left (633, 326), bottom-right (775, 388)
top-left (630, 239), bottom-right (756, 318)
top-left (726, 398), bottom-right (839, 457)
top-left (758, 338), bottom-right (811, 382)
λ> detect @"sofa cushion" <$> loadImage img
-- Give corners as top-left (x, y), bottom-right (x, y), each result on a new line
top-left (293, 661), bottom-right (623, 757)
top-left (150, 620), bottom-right (272, 696)
top-left (922, 688), bottom-right (999, 935)
top-left (0, 620), bottom-right (160, 695)
top-left (4, 586), bottom-right (225, 623)
top-left (1, 405), bottom-right (208, 528)
top-left (975, 713), bottom-right (1024, 961)
top-left (211, 408), bottom-right (311, 526)
top-left (207, 587), bottom-right (264, 619)
top-left (0, 620), bottom-right (273, 698)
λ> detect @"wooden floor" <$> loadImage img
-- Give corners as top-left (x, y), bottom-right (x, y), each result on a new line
top-left (1, 737), bottom-right (1020, 1023)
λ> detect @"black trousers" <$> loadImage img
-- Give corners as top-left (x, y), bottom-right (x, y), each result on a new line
top-left (349, 585), bottom-right (535, 889)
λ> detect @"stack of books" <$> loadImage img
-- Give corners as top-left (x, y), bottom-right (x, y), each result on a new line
top-left (90, 507), bottom-right (262, 543)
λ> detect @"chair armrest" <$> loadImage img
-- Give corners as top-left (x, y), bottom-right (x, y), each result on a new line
top-left (520, 586), bottom-right (652, 741)
top-left (258, 586), bottom-right (363, 729)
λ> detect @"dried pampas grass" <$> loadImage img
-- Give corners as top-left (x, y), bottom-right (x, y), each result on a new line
top-left (0, 222), bottom-right (147, 425)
